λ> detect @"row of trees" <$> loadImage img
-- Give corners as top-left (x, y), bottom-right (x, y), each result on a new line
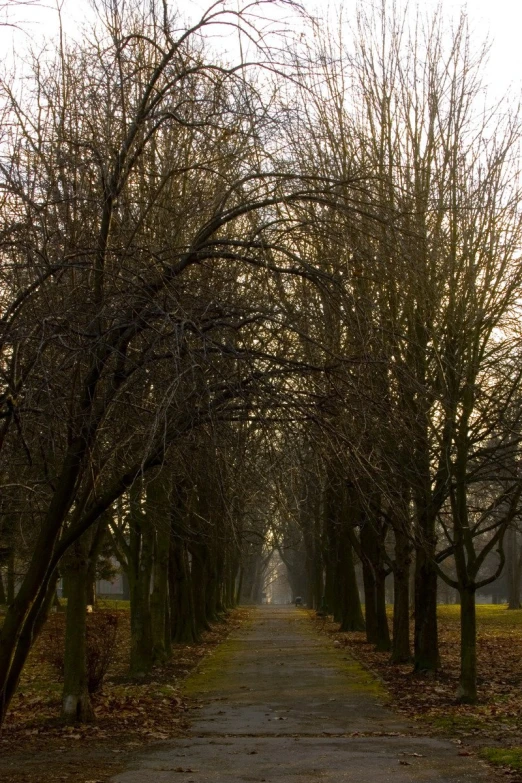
top-left (0, 0), bottom-right (521, 724)
top-left (261, 6), bottom-right (522, 705)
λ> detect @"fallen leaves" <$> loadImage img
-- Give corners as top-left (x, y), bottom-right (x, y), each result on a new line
top-left (0, 606), bottom-right (251, 783)
top-left (313, 605), bottom-right (522, 779)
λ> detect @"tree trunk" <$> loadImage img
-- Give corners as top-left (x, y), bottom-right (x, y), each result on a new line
top-left (224, 554), bottom-right (239, 609)
top-left (457, 585), bottom-right (477, 704)
top-left (148, 471), bottom-right (172, 666)
top-left (128, 481), bottom-right (154, 676)
top-left (309, 527), bottom-right (324, 611)
top-left (86, 576), bottom-right (96, 607)
top-left (506, 526), bottom-right (521, 609)
top-left (300, 483), bottom-right (324, 610)
top-left (190, 541), bottom-right (211, 633)
top-left (205, 557), bottom-right (220, 623)
top-left (323, 555), bottom-right (335, 618)
top-left (311, 551), bottom-right (324, 610)
top-left (170, 537), bottom-right (198, 643)
top-left (409, 552), bottom-right (416, 610)
top-left (323, 476), bottom-right (341, 620)
top-left (0, 574), bottom-right (58, 725)
top-left (61, 520), bottom-right (107, 723)
top-left (129, 571), bottom-right (153, 676)
top-left (151, 521), bottom-right (171, 664)
top-left (374, 568), bottom-right (391, 651)
top-left (210, 545), bottom-right (225, 619)
top-left (414, 544), bottom-right (440, 672)
top-left (0, 570), bottom-right (6, 605)
top-left (236, 565), bottom-right (244, 606)
top-left (86, 546), bottom-right (98, 607)
top-left (391, 528), bottom-right (412, 663)
top-left (360, 520), bottom-right (382, 645)
top-left (85, 521), bottom-right (107, 607)
top-left (61, 535), bottom-right (95, 724)
top-left (7, 548), bottom-right (15, 604)
top-left (361, 556), bottom-right (378, 644)
top-left (338, 527), bottom-right (365, 632)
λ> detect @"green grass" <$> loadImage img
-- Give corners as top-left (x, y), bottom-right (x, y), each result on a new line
top-left (480, 747), bottom-right (522, 771)
top-left (438, 603), bottom-right (522, 629)
top-left (96, 598), bottom-right (130, 611)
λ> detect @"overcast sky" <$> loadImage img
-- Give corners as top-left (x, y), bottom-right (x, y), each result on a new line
top-left (0, 0), bottom-right (520, 97)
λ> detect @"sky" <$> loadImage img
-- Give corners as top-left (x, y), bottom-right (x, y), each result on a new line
top-left (313, 0), bottom-right (522, 97)
top-left (0, 0), bottom-right (521, 97)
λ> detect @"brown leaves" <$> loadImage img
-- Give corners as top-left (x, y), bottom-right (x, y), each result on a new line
top-left (0, 606), bottom-right (251, 783)
top-left (313, 605), bottom-right (522, 774)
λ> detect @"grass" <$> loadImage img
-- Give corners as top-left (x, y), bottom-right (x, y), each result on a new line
top-left (96, 598), bottom-right (130, 611)
top-left (438, 602), bottom-right (522, 625)
top-left (480, 747), bottom-right (522, 772)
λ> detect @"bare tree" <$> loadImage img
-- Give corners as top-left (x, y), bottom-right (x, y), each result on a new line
top-left (0, 0), bottom-right (326, 724)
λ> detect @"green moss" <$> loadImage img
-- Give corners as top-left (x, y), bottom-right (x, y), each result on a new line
top-left (183, 638), bottom-right (244, 695)
top-left (327, 651), bottom-right (385, 697)
top-left (182, 609), bottom-right (385, 702)
top-left (480, 747), bottom-right (522, 771)
top-left (301, 610), bottom-right (386, 699)
top-left (430, 714), bottom-right (486, 733)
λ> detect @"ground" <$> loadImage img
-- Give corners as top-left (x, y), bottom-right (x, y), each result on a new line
top-left (314, 604), bottom-right (522, 781)
top-left (0, 603), bottom-right (520, 782)
top-left (111, 606), bottom-right (501, 782)
top-left (0, 604), bottom-right (250, 783)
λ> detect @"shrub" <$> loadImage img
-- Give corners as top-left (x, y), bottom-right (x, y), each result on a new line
top-left (85, 612), bottom-right (119, 693)
top-left (45, 611), bottom-right (119, 693)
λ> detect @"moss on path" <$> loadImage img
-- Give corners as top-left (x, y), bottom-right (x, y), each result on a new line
top-left (113, 607), bottom-right (499, 782)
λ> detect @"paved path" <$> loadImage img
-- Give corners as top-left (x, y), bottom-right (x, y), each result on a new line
top-left (112, 606), bottom-right (491, 782)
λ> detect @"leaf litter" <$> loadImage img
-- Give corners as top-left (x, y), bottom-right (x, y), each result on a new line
top-left (0, 606), bottom-right (251, 783)
top-left (313, 605), bottom-right (522, 782)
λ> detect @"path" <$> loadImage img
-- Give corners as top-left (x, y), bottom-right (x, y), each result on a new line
top-left (112, 606), bottom-right (491, 782)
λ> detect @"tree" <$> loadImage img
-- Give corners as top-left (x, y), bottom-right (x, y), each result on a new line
top-left (0, 0), bottom-right (325, 724)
